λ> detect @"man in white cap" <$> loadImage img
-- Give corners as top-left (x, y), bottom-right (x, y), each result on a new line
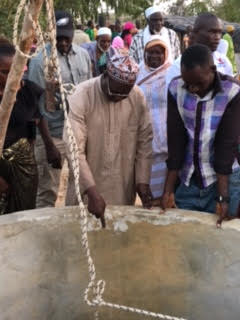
top-left (129, 6), bottom-right (180, 64)
top-left (65, 55), bottom-right (153, 224)
top-left (82, 27), bottom-right (116, 77)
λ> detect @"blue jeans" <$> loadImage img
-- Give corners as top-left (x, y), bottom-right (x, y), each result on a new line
top-left (176, 168), bottom-right (240, 216)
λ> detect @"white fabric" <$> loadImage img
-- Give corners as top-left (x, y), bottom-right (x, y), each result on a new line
top-left (145, 6), bottom-right (162, 19)
top-left (143, 26), bottom-right (173, 62)
top-left (217, 39), bottom-right (228, 56)
top-left (97, 27), bottom-right (112, 37)
top-left (166, 50), bottom-right (233, 89)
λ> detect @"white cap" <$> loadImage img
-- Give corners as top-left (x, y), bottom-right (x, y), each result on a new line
top-left (97, 27), bottom-right (112, 37)
top-left (145, 6), bottom-right (162, 19)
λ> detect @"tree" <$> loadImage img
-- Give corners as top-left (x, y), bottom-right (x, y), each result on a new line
top-left (159, 0), bottom-right (215, 16)
top-left (215, 0), bottom-right (240, 22)
top-left (105, 0), bottom-right (154, 18)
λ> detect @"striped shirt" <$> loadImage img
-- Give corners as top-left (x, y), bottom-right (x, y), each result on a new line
top-left (167, 73), bottom-right (240, 188)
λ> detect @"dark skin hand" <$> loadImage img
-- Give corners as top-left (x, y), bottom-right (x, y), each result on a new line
top-left (45, 143), bottom-right (62, 169)
top-left (37, 118), bottom-right (62, 169)
top-left (216, 202), bottom-right (233, 228)
top-left (136, 183), bottom-right (153, 209)
top-left (216, 174), bottom-right (232, 228)
top-left (86, 186), bottom-right (106, 228)
top-left (161, 192), bottom-right (177, 210)
top-left (161, 170), bottom-right (178, 210)
top-left (0, 176), bottom-right (9, 194)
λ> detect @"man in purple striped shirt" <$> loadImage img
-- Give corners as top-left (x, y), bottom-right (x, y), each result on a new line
top-left (162, 44), bottom-right (240, 226)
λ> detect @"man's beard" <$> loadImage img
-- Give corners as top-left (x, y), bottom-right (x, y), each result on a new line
top-left (152, 29), bottom-right (161, 35)
top-left (97, 42), bottom-right (108, 53)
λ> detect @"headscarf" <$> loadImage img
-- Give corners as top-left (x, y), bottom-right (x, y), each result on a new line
top-left (123, 22), bottom-right (135, 31)
top-left (137, 35), bottom-right (171, 85)
top-left (112, 36), bottom-right (124, 50)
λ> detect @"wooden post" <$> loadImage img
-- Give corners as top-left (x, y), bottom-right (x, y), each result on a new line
top-left (0, 0), bottom-right (44, 156)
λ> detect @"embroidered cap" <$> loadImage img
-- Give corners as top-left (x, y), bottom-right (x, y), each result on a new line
top-left (107, 54), bottom-right (139, 85)
top-left (55, 11), bottom-right (74, 39)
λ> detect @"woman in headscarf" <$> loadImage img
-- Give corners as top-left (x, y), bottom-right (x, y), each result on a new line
top-left (111, 36), bottom-right (128, 55)
top-left (137, 35), bottom-right (171, 205)
top-left (0, 39), bottom-right (43, 214)
top-left (121, 22), bottom-right (138, 50)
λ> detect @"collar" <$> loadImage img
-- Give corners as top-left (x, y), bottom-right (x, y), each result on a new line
top-left (182, 72), bottom-right (223, 99)
top-left (58, 44), bottom-right (77, 56)
top-left (211, 72), bottom-right (223, 97)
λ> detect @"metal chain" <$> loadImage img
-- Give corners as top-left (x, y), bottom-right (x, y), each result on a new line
top-left (12, 1), bottom-right (187, 319)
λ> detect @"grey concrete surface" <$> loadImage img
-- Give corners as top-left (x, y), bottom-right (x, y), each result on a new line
top-left (0, 206), bottom-right (240, 320)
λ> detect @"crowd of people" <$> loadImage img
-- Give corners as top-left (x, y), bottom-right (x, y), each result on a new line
top-left (0, 5), bottom-right (240, 228)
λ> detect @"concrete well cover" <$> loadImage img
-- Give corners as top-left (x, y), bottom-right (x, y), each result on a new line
top-left (0, 206), bottom-right (240, 320)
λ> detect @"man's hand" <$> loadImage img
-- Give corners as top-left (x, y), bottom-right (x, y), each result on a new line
top-left (86, 186), bottom-right (106, 228)
top-left (136, 183), bottom-right (153, 209)
top-left (0, 176), bottom-right (9, 194)
top-left (45, 143), bottom-right (62, 169)
top-left (161, 192), bottom-right (177, 210)
top-left (216, 202), bottom-right (232, 228)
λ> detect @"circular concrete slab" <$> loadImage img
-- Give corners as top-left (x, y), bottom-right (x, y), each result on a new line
top-left (0, 206), bottom-right (239, 320)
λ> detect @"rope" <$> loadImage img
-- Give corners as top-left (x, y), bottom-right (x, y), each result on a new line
top-left (12, 2), bottom-right (187, 319)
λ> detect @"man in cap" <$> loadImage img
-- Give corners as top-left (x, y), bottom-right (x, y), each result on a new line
top-left (65, 55), bottom-right (153, 221)
top-left (129, 6), bottom-right (180, 64)
top-left (82, 27), bottom-right (116, 77)
top-left (223, 25), bottom-right (237, 74)
top-left (28, 10), bottom-right (92, 208)
top-left (166, 13), bottom-right (234, 88)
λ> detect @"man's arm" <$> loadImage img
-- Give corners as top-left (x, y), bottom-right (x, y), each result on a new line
top-left (162, 89), bottom-right (188, 209)
top-left (37, 117), bottom-right (62, 169)
top-left (67, 91), bottom-right (95, 193)
top-left (214, 91), bottom-right (240, 225)
top-left (67, 88), bottom-right (105, 226)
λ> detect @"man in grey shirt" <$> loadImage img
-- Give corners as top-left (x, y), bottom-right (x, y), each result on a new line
top-left (28, 10), bottom-right (92, 207)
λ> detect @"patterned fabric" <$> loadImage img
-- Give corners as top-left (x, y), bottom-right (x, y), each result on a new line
top-left (130, 27), bottom-right (180, 64)
top-left (169, 76), bottom-right (240, 188)
top-left (137, 36), bottom-right (171, 198)
top-left (0, 138), bottom-right (38, 214)
top-left (112, 36), bottom-right (124, 50)
top-left (107, 54), bottom-right (139, 84)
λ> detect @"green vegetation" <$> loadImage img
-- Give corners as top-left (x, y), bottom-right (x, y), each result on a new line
top-left (0, 0), bottom-right (239, 40)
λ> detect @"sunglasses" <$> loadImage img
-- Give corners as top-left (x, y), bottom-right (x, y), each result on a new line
top-left (106, 77), bottom-right (130, 98)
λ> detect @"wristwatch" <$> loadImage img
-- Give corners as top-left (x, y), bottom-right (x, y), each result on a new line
top-left (216, 195), bottom-right (230, 204)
